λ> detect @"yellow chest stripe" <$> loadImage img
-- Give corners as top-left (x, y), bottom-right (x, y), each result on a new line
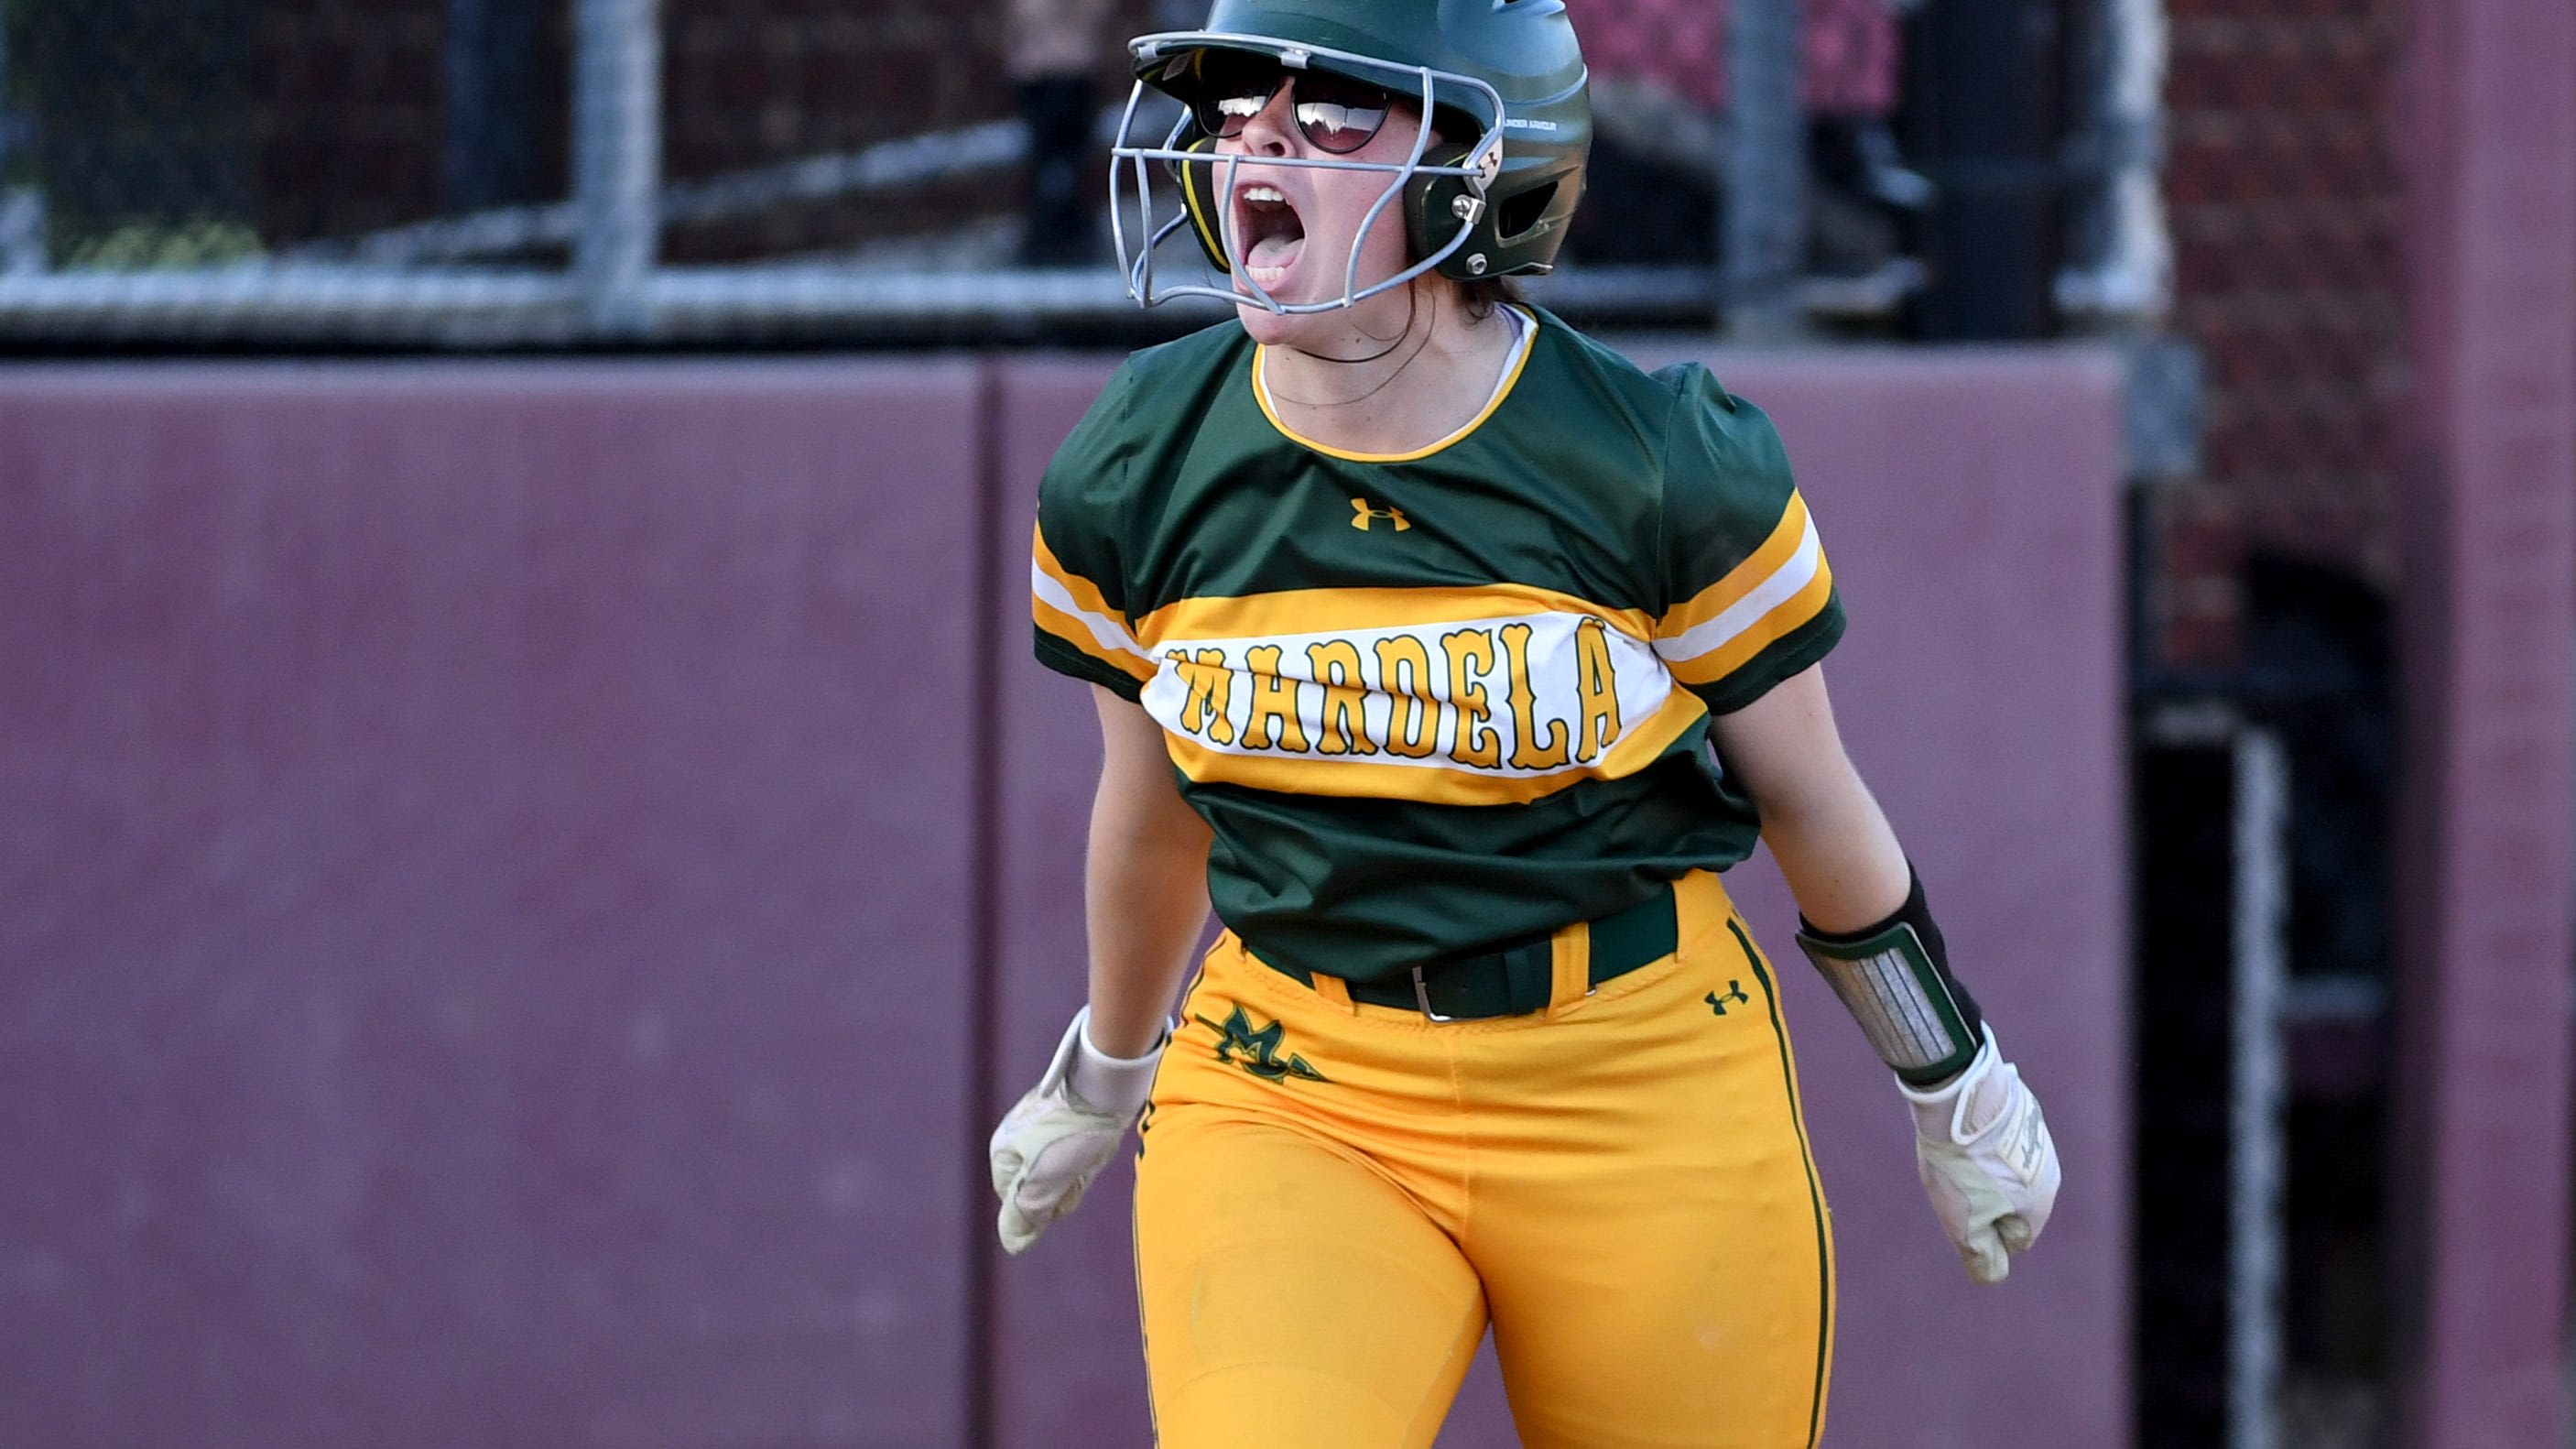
top-left (1162, 688), bottom-right (1707, 804)
top-left (1138, 604), bottom-right (1703, 803)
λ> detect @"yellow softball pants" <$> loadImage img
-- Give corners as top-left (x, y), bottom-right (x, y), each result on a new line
top-left (1133, 871), bottom-right (1835, 1449)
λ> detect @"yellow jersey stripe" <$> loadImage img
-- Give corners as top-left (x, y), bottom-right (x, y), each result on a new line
top-left (1663, 557), bottom-right (1837, 687)
top-left (1033, 523), bottom-right (1128, 629)
top-left (1035, 596), bottom-right (1158, 683)
top-left (1032, 528), bottom-right (1155, 682)
top-left (1657, 492), bottom-right (1814, 639)
top-left (1251, 305), bottom-right (1539, 463)
top-left (1135, 581), bottom-right (1656, 649)
top-left (1655, 505), bottom-right (1827, 667)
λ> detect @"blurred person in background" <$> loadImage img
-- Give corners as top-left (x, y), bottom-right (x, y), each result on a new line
top-left (1008, 0), bottom-right (1118, 266)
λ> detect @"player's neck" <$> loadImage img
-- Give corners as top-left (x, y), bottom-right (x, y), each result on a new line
top-left (1255, 284), bottom-right (1520, 457)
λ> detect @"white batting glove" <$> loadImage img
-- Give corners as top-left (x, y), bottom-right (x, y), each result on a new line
top-left (988, 1007), bottom-right (1164, 1257)
top-left (1897, 1025), bottom-right (2061, 1285)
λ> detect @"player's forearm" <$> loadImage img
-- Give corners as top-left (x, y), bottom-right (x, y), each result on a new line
top-left (1081, 779), bottom-right (1212, 1058)
top-left (1756, 775), bottom-right (1910, 934)
top-left (1712, 667), bottom-right (1996, 1088)
top-left (1081, 686), bottom-right (1213, 1056)
top-left (1704, 664), bottom-right (1911, 932)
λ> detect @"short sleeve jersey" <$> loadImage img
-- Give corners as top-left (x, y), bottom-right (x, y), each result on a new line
top-left (1032, 306), bottom-right (1842, 984)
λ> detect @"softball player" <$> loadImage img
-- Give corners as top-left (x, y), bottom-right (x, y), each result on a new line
top-left (988, 3), bottom-right (2061, 1444)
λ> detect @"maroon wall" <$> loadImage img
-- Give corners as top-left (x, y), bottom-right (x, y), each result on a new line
top-left (2386, 0), bottom-right (2576, 1443)
top-left (983, 357), bottom-right (1140, 1445)
top-left (3, 345), bottom-right (2127, 1448)
top-left (0, 363), bottom-right (986, 1448)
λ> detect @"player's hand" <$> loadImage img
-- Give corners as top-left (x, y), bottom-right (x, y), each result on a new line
top-left (988, 1008), bottom-right (1163, 1257)
top-left (1897, 1025), bottom-right (2060, 1285)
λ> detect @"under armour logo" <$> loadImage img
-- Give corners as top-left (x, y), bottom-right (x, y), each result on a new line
top-left (1351, 496), bottom-right (1410, 532)
top-left (1706, 981), bottom-right (1750, 1016)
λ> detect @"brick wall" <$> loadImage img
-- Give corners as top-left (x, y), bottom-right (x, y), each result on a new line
top-left (2154, 0), bottom-right (2407, 667)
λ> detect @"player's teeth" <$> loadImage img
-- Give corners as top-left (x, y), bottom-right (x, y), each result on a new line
top-left (1245, 186), bottom-right (1285, 204)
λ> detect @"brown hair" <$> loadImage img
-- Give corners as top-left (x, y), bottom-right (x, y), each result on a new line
top-left (1459, 275), bottom-right (1527, 320)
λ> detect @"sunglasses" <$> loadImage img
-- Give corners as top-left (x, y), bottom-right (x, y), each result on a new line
top-left (1186, 51), bottom-right (1399, 156)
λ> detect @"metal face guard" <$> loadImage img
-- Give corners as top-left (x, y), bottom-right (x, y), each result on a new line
top-left (1109, 33), bottom-right (1505, 314)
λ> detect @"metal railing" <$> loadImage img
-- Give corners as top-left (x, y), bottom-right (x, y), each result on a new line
top-left (0, 0), bottom-right (2169, 346)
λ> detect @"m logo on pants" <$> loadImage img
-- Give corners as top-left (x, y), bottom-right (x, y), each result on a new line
top-left (1195, 1004), bottom-right (1331, 1084)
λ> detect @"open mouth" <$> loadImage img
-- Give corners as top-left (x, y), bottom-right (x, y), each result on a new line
top-left (1232, 183), bottom-right (1307, 294)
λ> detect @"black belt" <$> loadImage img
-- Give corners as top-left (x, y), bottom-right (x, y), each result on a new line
top-left (1252, 881), bottom-right (1680, 1021)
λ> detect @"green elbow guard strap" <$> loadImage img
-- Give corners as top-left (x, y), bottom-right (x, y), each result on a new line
top-left (1794, 867), bottom-right (1986, 1086)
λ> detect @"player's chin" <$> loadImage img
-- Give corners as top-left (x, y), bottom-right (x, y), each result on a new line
top-left (1232, 296), bottom-right (1310, 346)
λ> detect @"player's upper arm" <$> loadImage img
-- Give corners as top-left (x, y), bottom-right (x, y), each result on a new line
top-left (1648, 365), bottom-right (1845, 715)
top-left (1032, 363), bottom-right (1158, 701)
top-left (1703, 662), bottom-right (1861, 817)
top-left (1091, 684), bottom-right (1209, 848)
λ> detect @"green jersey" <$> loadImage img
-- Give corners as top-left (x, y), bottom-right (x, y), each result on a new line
top-left (1032, 306), bottom-right (1843, 984)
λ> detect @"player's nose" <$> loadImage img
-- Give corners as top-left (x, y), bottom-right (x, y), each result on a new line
top-left (1232, 84), bottom-right (1299, 157)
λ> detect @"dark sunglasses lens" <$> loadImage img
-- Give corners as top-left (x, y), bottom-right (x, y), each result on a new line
top-left (1291, 73), bottom-right (1394, 154)
top-left (1191, 51), bottom-right (1283, 137)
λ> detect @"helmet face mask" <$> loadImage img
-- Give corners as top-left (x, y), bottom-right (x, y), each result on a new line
top-left (1109, 0), bottom-right (1590, 316)
top-left (1111, 35), bottom-right (1505, 315)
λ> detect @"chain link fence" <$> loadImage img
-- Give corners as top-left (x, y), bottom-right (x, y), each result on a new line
top-left (0, 0), bottom-right (2178, 345)
top-left (0, 0), bottom-right (1166, 342)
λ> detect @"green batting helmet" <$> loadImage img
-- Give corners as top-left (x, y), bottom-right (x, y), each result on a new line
top-left (1109, 0), bottom-right (1591, 311)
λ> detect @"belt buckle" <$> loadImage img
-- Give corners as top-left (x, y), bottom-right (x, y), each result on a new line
top-left (1410, 964), bottom-right (1456, 1023)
